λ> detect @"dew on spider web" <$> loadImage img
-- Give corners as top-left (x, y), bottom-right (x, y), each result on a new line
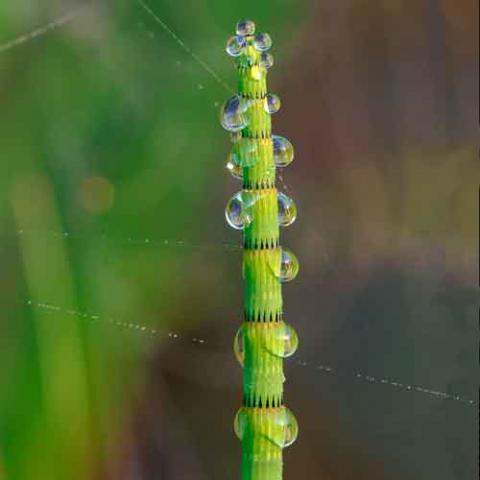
top-left (7, 227), bottom-right (242, 252)
top-left (26, 300), bottom-right (478, 408)
top-left (0, 5), bottom-right (89, 54)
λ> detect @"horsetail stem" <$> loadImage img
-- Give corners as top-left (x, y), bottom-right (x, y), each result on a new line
top-left (221, 20), bottom-right (299, 480)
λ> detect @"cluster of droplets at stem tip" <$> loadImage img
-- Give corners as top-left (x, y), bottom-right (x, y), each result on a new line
top-left (221, 19), bottom-right (299, 480)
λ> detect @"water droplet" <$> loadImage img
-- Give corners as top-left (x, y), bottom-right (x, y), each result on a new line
top-left (273, 135), bottom-right (294, 167)
top-left (278, 192), bottom-right (297, 227)
top-left (233, 407), bottom-right (248, 439)
top-left (226, 35), bottom-right (246, 57)
top-left (267, 322), bottom-right (299, 358)
top-left (271, 248), bottom-right (299, 282)
top-left (264, 93), bottom-right (281, 114)
top-left (254, 33), bottom-right (272, 51)
top-left (226, 152), bottom-right (243, 179)
top-left (272, 408), bottom-right (299, 448)
top-left (259, 52), bottom-right (274, 69)
top-left (225, 191), bottom-right (254, 230)
top-left (236, 19), bottom-right (256, 36)
top-left (234, 406), bottom-right (298, 448)
top-left (233, 326), bottom-right (245, 365)
top-left (220, 95), bottom-right (250, 132)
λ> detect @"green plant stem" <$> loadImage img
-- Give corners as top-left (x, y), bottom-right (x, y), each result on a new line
top-left (238, 45), bottom-right (284, 480)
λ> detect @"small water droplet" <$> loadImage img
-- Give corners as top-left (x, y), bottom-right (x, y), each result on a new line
top-left (254, 32), bottom-right (272, 51)
top-left (259, 52), bottom-right (274, 69)
top-left (236, 19), bottom-right (256, 36)
top-left (278, 192), bottom-right (297, 227)
top-left (226, 35), bottom-right (246, 57)
top-left (226, 153), bottom-right (243, 179)
top-left (273, 408), bottom-right (299, 448)
top-left (273, 135), bottom-right (294, 167)
top-left (264, 93), bottom-right (281, 114)
top-left (233, 407), bottom-right (248, 439)
top-left (271, 248), bottom-right (299, 282)
top-left (233, 326), bottom-right (245, 365)
top-left (220, 95), bottom-right (250, 132)
top-left (267, 322), bottom-right (299, 358)
top-left (225, 191), bottom-right (255, 230)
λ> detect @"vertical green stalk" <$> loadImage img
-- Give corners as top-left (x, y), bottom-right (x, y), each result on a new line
top-left (221, 20), bottom-right (299, 480)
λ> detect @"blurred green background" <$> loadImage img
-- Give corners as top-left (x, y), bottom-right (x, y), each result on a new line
top-left (0, 1), bottom-right (477, 479)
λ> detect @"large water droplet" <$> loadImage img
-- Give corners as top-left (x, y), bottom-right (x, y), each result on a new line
top-left (226, 152), bottom-right (243, 179)
top-left (272, 408), bottom-right (299, 448)
top-left (236, 19), bottom-right (256, 36)
top-left (264, 93), bottom-right (281, 114)
top-left (225, 191), bottom-right (254, 230)
top-left (271, 248), bottom-right (299, 282)
top-left (267, 322), bottom-right (299, 358)
top-left (220, 95), bottom-right (249, 132)
top-left (226, 35), bottom-right (246, 57)
top-left (233, 407), bottom-right (248, 439)
top-left (259, 52), bottom-right (274, 69)
top-left (278, 192), bottom-right (297, 227)
top-left (233, 326), bottom-right (245, 365)
top-left (254, 33), bottom-right (272, 51)
top-left (272, 135), bottom-right (294, 167)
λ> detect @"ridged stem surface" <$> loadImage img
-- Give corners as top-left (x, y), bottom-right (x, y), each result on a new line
top-left (238, 42), bottom-right (283, 480)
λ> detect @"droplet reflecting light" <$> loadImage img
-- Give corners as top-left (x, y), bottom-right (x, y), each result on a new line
top-left (220, 95), bottom-right (249, 132)
top-left (233, 407), bottom-right (248, 439)
top-left (267, 322), bottom-right (299, 358)
top-left (254, 32), bottom-right (272, 51)
top-left (233, 326), bottom-right (245, 365)
top-left (265, 93), bottom-right (281, 114)
top-left (225, 191), bottom-right (254, 230)
top-left (259, 52), bottom-right (274, 69)
top-left (236, 19), bottom-right (256, 36)
top-left (272, 408), bottom-right (299, 448)
top-left (226, 152), bottom-right (243, 179)
top-left (226, 35), bottom-right (246, 57)
top-left (277, 192), bottom-right (297, 227)
top-left (271, 248), bottom-right (299, 282)
top-left (272, 135), bottom-right (294, 167)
